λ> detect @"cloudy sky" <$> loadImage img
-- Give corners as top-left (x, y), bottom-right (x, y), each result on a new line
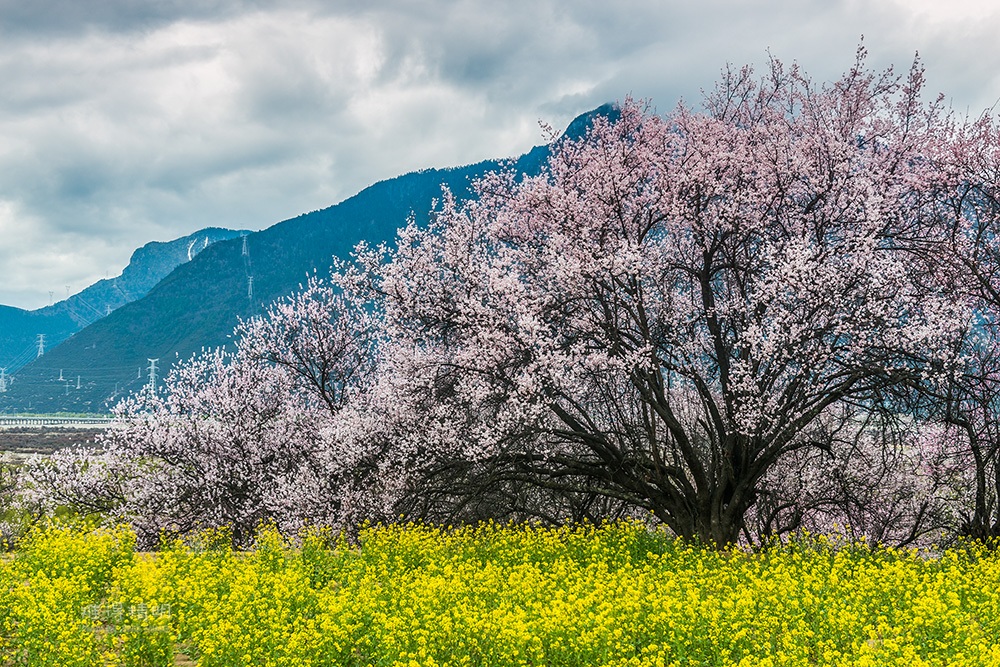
top-left (1, 0), bottom-right (998, 309)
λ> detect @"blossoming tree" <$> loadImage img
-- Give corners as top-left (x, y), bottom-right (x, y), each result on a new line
top-left (369, 51), bottom-right (968, 546)
top-left (26, 48), bottom-right (993, 549)
top-left (25, 277), bottom-right (379, 546)
top-left (919, 111), bottom-right (1000, 539)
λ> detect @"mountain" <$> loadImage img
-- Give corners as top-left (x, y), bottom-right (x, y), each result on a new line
top-left (0, 306), bottom-right (77, 377)
top-left (0, 106), bottom-right (615, 413)
top-left (0, 228), bottom-right (245, 377)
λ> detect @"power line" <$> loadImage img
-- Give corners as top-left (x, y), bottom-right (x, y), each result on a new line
top-left (73, 293), bottom-right (108, 320)
top-left (3, 342), bottom-right (38, 373)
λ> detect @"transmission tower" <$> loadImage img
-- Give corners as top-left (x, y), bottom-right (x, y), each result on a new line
top-left (247, 276), bottom-right (254, 301)
top-left (0, 368), bottom-right (7, 393)
top-left (242, 236), bottom-right (249, 257)
top-left (76, 375), bottom-right (81, 390)
top-left (58, 369), bottom-right (64, 381)
top-left (36, 334), bottom-right (46, 358)
top-left (147, 358), bottom-right (159, 393)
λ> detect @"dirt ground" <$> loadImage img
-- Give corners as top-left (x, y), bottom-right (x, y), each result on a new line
top-left (0, 427), bottom-right (102, 455)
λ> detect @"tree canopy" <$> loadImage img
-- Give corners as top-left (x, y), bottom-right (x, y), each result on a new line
top-left (25, 48), bottom-right (1000, 548)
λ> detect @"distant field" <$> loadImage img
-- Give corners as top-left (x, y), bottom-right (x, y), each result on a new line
top-left (0, 425), bottom-right (102, 459)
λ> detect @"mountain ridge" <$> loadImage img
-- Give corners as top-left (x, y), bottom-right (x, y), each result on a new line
top-left (0, 227), bottom-right (246, 376)
top-left (0, 105), bottom-right (615, 413)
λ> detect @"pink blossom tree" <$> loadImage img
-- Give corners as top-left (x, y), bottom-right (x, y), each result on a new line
top-left (24, 276), bottom-right (381, 547)
top-left (236, 272), bottom-right (380, 414)
top-left (747, 407), bottom-right (971, 547)
top-left (369, 50), bottom-right (970, 546)
top-left (915, 110), bottom-right (1000, 539)
top-left (24, 48), bottom-right (994, 549)
top-left (29, 349), bottom-right (325, 546)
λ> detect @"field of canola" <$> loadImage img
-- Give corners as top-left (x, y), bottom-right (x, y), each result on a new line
top-left (0, 521), bottom-right (999, 666)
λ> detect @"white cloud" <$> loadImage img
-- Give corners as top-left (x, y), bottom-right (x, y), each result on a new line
top-left (1, 0), bottom-right (999, 308)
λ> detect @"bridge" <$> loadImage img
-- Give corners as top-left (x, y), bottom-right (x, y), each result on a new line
top-left (0, 416), bottom-right (113, 428)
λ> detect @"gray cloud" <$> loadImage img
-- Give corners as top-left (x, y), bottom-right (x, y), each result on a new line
top-left (0, 0), bottom-right (272, 35)
top-left (1, 0), bottom-right (999, 308)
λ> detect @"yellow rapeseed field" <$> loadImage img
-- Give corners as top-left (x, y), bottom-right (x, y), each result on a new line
top-left (0, 521), bottom-right (998, 666)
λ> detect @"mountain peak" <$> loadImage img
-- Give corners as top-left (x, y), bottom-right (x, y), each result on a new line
top-left (0, 107), bottom-right (620, 413)
top-left (0, 227), bottom-right (246, 377)
top-left (561, 103), bottom-right (621, 142)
